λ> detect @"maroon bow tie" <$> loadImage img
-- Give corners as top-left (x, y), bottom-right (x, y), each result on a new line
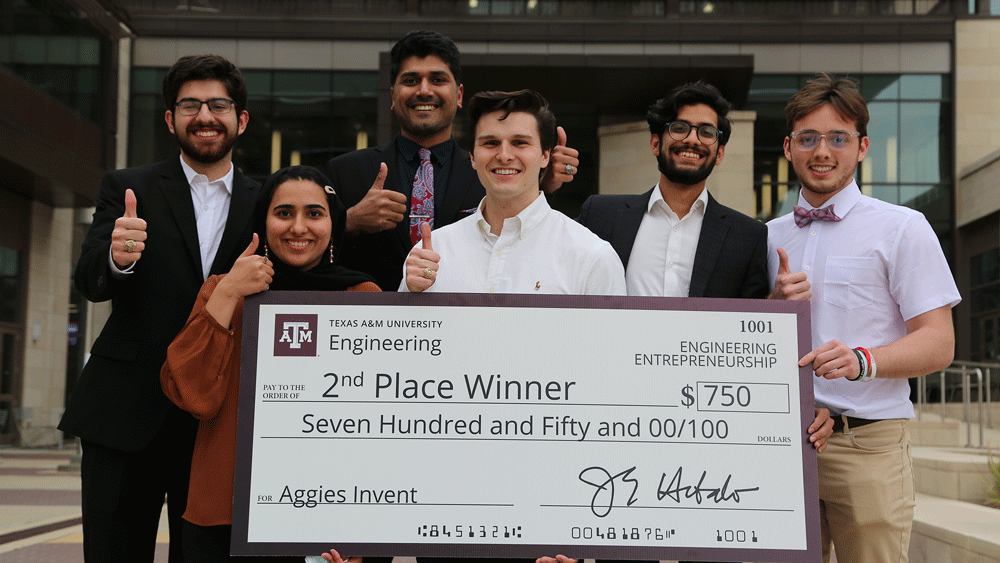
top-left (794, 204), bottom-right (841, 227)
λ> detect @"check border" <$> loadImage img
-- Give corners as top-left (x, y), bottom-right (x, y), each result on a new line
top-left (232, 292), bottom-right (818, 562)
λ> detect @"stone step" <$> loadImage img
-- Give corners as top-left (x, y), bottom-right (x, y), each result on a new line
top-left (910, 493), bottom-right (1000, 563)
top-left (912, 446), bottom-right (996, 503)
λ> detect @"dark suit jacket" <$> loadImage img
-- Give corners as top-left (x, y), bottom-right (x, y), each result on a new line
top-left (325, 138), bottom-right (483, 291)
top-left (59, 157), bottom-right (260, 452)
top-left (578, 188), bottom-right (769, 299)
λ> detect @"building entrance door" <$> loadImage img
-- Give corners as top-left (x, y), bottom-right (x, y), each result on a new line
top-left (0, 325), bottom-right (21, 445)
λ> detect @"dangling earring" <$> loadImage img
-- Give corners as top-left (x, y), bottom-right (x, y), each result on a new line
top-left (329, 241), bottom-right (335, 264)
top-left (264, 243), bottom-right (269, 261)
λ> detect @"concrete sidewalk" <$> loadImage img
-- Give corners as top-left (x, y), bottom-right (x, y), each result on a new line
top-left (0, 447), bottom-right (169, 563)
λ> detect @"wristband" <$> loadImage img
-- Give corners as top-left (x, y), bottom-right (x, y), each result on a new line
top-left (848, 348), bottom-right (866, 381)
top-left (854, 347), bottom-right (875, 382)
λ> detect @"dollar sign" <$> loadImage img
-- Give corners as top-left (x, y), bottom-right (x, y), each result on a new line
top-left (681, 385), bottom-right (694, 408)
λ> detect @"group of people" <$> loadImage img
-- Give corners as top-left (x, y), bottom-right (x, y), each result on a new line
top-left (59, 28), bottom-right (959, 563)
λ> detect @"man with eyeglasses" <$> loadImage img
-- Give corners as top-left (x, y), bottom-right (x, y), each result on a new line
top-left (60, 54), bottom-right (259, 563)
top-left (578, 81), bottom-right (770, 300)
top-left (576, 81), bottom-right (833, 563)
top-left (768, 74), bottom-right (959, 563)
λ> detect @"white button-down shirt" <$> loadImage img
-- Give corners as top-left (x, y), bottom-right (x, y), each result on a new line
top-left (767, 180), bottom-right (960, 419)
top-left (401, 194), bottom-right (626, 295)
top-left (180, 156), bottom-right (234, 280)
top-left (109, 155), bottom-right (233, 280)
top-left (626, 184), bottom-right (707, 297)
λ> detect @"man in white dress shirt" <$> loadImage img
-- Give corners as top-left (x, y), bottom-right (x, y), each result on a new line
top-left (768, 74), bottom-right (960, 563)
top-left (402, 89), bottom-right (625, 296)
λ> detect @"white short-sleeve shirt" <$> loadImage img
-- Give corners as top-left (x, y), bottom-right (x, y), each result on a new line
top-left (767, 180), bottom-right (960, 419)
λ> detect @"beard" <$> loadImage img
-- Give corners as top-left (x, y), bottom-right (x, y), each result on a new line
top-left (173, 115), bottom-right (239, 165)
top-left (657, 141), bottom-right (717, 186)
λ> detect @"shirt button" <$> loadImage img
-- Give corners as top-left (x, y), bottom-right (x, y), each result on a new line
top-left (811, 232), bottom-right (816, 237)
top-left (496, 251), bottom-right (502, 257)
top-left (804, 265), bottom-right (811, 271)
top-left (488, 287), bottom-right (495, 292)
top-left (204, 206), bottom-right (209, 210)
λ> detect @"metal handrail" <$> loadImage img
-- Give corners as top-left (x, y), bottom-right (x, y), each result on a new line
top-left (917, 364), bottom-right (991, 448)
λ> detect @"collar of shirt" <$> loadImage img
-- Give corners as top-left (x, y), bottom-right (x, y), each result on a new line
top-left (649, 182), bottom-right (708, 223)
top-left (475, 192), bottom-right (548, 242)
top-left (396, 135), bottom-right (456, 168)
top-left (795, 179), bottom-right (861, 218)
top-left (179, 154), bottom-right (234, 195)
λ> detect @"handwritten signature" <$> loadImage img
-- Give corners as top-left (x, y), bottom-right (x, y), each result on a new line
top-left (578, 466), bottom-right (759, 517)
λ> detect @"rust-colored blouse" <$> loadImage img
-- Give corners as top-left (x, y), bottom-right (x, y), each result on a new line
top-left (161, 274), bottom-right (380, 526)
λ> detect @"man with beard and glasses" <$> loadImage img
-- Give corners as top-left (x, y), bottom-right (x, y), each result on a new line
top-left (60, 54), bottom-right (259, 563)
top-left (575, 81), bottom-right (833, 563)
top-left (325, 30), bottom-right (580, 291)
top-left (578, 81), bottom-right (769, 300)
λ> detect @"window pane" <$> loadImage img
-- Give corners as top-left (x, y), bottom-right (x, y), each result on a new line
top-left (748, 75), bottom-right (800, 103)
top-left (971, 249), bottom-right (1000, 286)
top-left (132, 68), bottom-right (166, 94)
top-left (870, 184), bottom-right (899, 205)
top-left (273, 71), bottom-right (331, 97)
top-left (900, 74), bottom-right (944, 100)
top-left (243, 70), bottom-right (272, 96)
top-left (861, 74), bottom-right (899, 100)
top-left (899, 102), bottom-right (942, 183)
top-left (866, 101), bottom-right (898, 184)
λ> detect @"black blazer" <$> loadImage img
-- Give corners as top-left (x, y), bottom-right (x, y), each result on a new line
top-left (578, 188), bottom-right (769, 299)
top-left (325, 139), bottom-right (483, 291)
top-left (59, 157), bottom-right (260, 452)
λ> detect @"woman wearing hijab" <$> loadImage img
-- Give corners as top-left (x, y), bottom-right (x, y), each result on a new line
top-left (161, 165), bottom-right (378, 562)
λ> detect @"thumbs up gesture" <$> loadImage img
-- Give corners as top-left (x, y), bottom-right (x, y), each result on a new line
top-left (206, 234), bottom-right (274, 327)
top-left (768, 247), bottom-right (812, 301)
top-left (345, 162), bottom-right (407, 235)
top-left (112, 189), bottom-right (148, 269)
top-left (221, 233), bottom-right (274, 298)
top-left (404, 222), bottom-right (441, 292)
top-left (540, 126), bottom-right (580, 194)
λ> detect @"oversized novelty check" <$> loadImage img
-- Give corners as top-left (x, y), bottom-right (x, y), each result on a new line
top-left (232, 293), bottom-right (820, 562)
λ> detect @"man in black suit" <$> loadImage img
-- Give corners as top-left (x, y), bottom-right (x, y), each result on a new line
top-left (325, 30), bottom-right (579, 291)
top-left (578, 81), bottom-right (769, 300)
top-left (575, 82), bottom-right (831, 563)
top-left (59, 55), bottom-right (258, 563)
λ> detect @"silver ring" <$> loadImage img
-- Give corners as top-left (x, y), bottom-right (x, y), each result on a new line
top-left (125, 239), bottom-right (136, 253)
top-left (565, 164), bottom-right (576, 175)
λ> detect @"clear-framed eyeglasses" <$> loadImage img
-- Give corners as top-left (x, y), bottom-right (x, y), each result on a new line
top-left (789, 130), bottom-right (860, 151)
top-left (174, 98), bottom-right (236, 116)
top-left (665, 121), bottom-right (721, 145)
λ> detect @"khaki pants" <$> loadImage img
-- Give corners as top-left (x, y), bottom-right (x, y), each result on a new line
top-left (818, 417), bottom-right (914, 563)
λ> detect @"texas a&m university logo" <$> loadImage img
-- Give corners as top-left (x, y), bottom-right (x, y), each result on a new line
top-left (274, 314), bottom-right (318, 356)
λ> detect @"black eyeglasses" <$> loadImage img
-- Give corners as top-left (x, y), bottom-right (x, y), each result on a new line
top-left (789, 130), bottom-right (860, 151)
top-left (174, 98), bottom-right (235, 116)
top-left (666, 121), bottom-right (721, 145)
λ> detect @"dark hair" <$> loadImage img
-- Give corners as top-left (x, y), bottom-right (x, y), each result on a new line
top-left (390, 30), bottom-right (462, 85)
top-left (162, 55), bottom-right (248, 114)
top-left (252, 165), bottom-right (346, 259)
top-left (647, 80), bottom-right (732, 146)
top-left (467, 90), bottom-right (557, 154)
top-left (785, 73), bottom-right (868, 137)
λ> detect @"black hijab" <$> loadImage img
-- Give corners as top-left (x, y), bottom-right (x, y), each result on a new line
top-left (252, 165), bottom-right (375, 291)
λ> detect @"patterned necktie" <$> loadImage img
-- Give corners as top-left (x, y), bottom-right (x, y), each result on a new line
top-left (793, 204), bottom-right (840, 228)
top-left (410, 148), bottom-right (434, 245)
